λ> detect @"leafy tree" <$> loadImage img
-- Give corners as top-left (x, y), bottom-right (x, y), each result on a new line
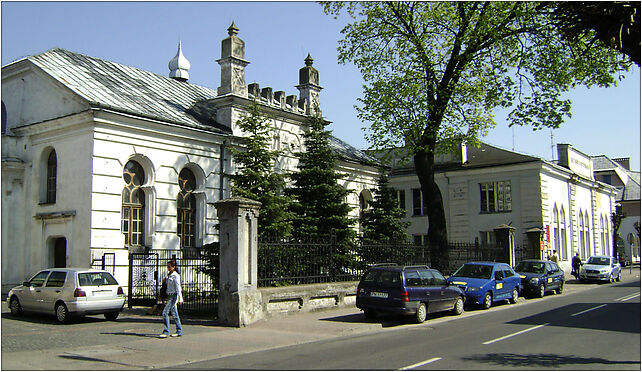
top-left (229, 103), bottom-right (294, 237)
top-left (542, 1), bottom-right (640, 66)
top-left (324, 1), bottom-right (631, 269)
top-left (287, 113), bottom-right (356, 272)
top-left (611, 209), bottom-right (626, 259)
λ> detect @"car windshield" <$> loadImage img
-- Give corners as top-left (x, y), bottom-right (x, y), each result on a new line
top-left (515, 261), bottom-right (546, 274)
top-left (78, 272), bottom-right (118, 286)
top-left (452, 264), bottom-right (493, 279)
top-left (587, 257), bottom-right (610, 265)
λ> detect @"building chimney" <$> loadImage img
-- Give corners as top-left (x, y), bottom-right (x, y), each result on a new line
top-left (613, 157), bottom-right (630, 170)
top-left (168, 41), bottom-right (190, 82)
top-left (217, 22), bottom-right (249, 97)
top-left (296, 53), bottom-right (323, 115)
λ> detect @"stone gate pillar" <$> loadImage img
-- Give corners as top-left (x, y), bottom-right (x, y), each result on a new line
top-left (214, 197), bottom-right (263, 327)
top-left (494, 224), bottom-right (516, 266)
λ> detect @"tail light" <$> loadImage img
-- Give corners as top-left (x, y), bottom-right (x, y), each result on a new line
top-left (117, 286), bottom-right (124, 295)
top-left (74, 288), bottom-right (86, 297)
top-left (356, 287), bottom-right (361, 296)
top-left (401, 291), bottom-right (409, 302)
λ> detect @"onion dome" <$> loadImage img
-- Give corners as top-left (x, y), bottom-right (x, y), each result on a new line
top-left (168, 41), bottom-right (190, 82)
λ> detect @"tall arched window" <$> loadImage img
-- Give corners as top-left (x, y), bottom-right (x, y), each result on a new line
top-left (553, 205), bottom-right (560, 255)
top-left (122, 161), bottom-right (145, 246)
top-left (46, 150), bottom-right (57, 204)
top-left (585, 211), bottom-right (591, 256)
top-left (579, 211), bottom-right (585, 258)
top-left (599, 216), bottom-right (605, 254)
top-left (177, 168), bottom-right (196, 252)
top-left (560, 206), bottom-right (567, 259)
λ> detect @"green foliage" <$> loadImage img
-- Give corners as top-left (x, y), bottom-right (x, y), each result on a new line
top-left (229, 103), bottom-right (294, 237)
top-left (287, 113), bottom-right (356, 271)
top-left (360, 171), bottom-right (410, 244)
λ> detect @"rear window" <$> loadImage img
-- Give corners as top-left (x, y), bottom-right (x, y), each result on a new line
top-left (361, 269), bottom-right (402, 289)
top-left (78, 272), bottom-right (118, 286)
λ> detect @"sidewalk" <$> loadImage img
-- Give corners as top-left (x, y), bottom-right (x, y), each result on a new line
top-left (3, 267), bottom-right (639, 370)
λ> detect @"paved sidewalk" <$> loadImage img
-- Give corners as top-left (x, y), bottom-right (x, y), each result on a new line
top-left (3, 267), bottom-right (639, 370)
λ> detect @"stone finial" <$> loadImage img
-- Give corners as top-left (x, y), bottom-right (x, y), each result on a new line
top-left (296, 53), bottom-right (322, 115)
top-left (228, 21), bottom-right (239, 36)
top-left (168, 41), bottom-right (191, 82)
top-left (304, 53), bottom-right (314, 66)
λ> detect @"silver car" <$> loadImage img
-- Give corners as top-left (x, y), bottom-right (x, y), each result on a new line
top-left (7, 268), bottom-right (125, 323)
top-left (579, 256), bottom-right (622, 283)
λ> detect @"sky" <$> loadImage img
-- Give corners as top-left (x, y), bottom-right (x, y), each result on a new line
top-left (2, 1), bottom-right (640, 170)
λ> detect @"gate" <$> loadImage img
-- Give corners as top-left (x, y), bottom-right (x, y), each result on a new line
top-left (128, 250), bottom-right (219, 313)
top-left (91, 252), bottom-right (116, 273)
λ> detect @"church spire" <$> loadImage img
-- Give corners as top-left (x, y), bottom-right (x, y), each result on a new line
top-left (168, 41), bottom-right (191, 82)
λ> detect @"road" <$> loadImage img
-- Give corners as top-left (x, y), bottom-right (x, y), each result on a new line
top-left (172, 278), bottom-right (641, 370)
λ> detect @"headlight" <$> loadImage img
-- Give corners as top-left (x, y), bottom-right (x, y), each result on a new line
top-left (530, 278), bottom-right (539, 284)
top-left (467, 287), bottom-right (480, 292)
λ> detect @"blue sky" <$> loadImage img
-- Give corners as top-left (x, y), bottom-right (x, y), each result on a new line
top-left (2, 1), bottom-right (640, 170)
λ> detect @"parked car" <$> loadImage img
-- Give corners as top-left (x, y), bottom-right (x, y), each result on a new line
top-left (514, 260), bottom-right (565, 298)
top-left (7, 268), bottom-right (125, 323)
top-left (580, 256), bottom-right (622, 283)
top-left (447, 262), bottom-right (521, 309)
top-left (356, 264), bottom-right (465, 323)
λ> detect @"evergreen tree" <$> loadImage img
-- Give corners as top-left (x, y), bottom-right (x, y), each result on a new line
top-left (360, 171), bottom-right (410, 244)
top-left (287, 113), bottom-right (356, 272)
top-left (229, 103), bottom-right (293, 237)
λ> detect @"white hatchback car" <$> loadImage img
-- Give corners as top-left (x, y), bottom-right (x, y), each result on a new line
top-left (7, 268), bottom-right (125, 323)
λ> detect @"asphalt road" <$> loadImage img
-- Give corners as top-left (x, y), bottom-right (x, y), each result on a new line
top-left (172, 278), bottom-right (641, 370)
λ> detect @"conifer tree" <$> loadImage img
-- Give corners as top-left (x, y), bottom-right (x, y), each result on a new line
top-left (360, 171), bottom-right (410, 244)
top-left (229, 103), bottom-right (293, 237)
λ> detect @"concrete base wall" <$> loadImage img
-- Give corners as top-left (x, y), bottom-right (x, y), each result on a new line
top-left (258, 281), bottom-right (358, 318)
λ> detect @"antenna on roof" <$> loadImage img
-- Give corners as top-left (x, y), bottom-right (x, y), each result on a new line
top-left (550, 129), bottom-right (555, 161)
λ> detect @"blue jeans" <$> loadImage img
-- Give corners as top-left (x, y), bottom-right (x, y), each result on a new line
top-left (162, 295), bottom-right (182, 335)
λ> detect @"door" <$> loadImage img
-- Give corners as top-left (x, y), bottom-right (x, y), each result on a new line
top-left (21, 271), bottom-right (50, 311)
top-left (40, 271), bottom-right (67, 314)
top-left (431, 270), bottom-right (457, 311)
top-left (405, 270), bottom-right (432, 308)
top-left (53, 238), bottom-right (66, 268)
top-left (493, 268), bottom-right (508, 300)
top-left (544, 262), bottom-right (555, 290)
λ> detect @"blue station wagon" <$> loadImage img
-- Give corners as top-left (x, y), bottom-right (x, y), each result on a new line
top-left (356, 264), bottom-right (465, 323)
top-left (447, 262), bottom-right (521, 309)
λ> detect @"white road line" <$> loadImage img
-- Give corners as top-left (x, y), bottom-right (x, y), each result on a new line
top-left (482, 324), bottom-right (548, 345)
top-left (570, 304), bottom-right (608, 317)
top-left (399, 357), bottom-right (442, 370)
top-left (614, 292), bottom-right (640, 301)
top-left (618, 293), bottom-right (641, 302)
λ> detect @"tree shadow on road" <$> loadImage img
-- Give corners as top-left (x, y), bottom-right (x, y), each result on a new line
top-left (461, 353), bottom-right (640, 368)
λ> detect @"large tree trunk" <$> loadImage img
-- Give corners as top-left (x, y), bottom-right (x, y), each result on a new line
top-left (414, 149), bottom-right (449, 270)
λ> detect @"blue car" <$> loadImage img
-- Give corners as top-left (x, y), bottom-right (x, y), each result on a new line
top-left (447, 262), bottom-right (521, 309)
top-left (515, 260), bottom-right (565, 297)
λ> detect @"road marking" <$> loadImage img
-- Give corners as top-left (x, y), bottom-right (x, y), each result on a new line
top-left (615, 292), bottom-right (640, 302)
top-left (399, 357), bottom-right (442, 370)
top-left (570, 304), bottom-right (608, 317)
top-left (482, 323), bottom-right (548, 345)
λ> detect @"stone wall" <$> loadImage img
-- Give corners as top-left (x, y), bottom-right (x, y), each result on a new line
top-left (259, 281), bottom-right (358, 318)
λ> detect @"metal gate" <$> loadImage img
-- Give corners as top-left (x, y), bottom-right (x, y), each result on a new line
top-left (91, 252), bottom-right (116, 273)
top-left (128, 252), bottom-right (161, 307)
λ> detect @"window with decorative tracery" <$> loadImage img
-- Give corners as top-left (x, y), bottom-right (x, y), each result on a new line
top-left (122, 161), bottom-right (145, 246)
top-left (177, 168), bottom-right (196, 251)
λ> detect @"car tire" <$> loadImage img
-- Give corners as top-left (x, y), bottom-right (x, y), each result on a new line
top-left (509, 288), bottom-right (519, 304)
top-left (537, 284), bottom-right (545, 298)
top-left (555, 282), bottom-right (564, 294)
top-left (482, 292), bottom-right (492, 310)
top-left (104, 312), bottom-right (119, 321)
top-left (609, 274), bottom-right (614, 283)
top-left (616, 272), bottom-right (621, 282)
top-left (415, 303), bottom-right (427, 323)
top-left (452, 297), bottom-right (464, 315)
top-left (55, 302), bottom-right (71, 324)
top-left (363, 310), bottom-right (377, 320)
top-left (9, 296), bottom-right (23, 316)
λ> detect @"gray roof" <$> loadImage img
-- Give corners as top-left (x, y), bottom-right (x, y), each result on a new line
top-left (591, 155), bottom-right (640, 201)
top-left (26, 48), bottom-right (228, 133)
top-left (13, 48), bottom-right (375, 166)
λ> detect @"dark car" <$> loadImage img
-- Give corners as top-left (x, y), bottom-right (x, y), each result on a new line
top-left (447, 262), bottom-right (521, 309)
top-left (515, 260), bottom-right (565, 298)
top-left (356, 264), bottom-right (465, 323)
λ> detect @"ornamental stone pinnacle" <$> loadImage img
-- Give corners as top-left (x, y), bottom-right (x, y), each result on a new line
top-left (296, 53), bottom-right (322, 115)
top-left (217, 22), bottom-right (249, 97)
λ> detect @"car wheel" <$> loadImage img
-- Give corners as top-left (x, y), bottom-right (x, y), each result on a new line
top-left (104, 312), bottom-right (119, 321)
top-left (55, 302), bottom-right (71, 324)
top-left (609, 273), bottom-right (614, 283)
top-left (415, 303), bottom-right (427, 323)
top-left (555, 282), bottom-right (564, 294)
top-left (616, 272), bottom-right (621, 282)
top-left (509, 288), bottom-right (519, 304)
top-left (452, 297), bottom-right (464, 315)
top-left (9, 296), bottom-right (23, 316)
top-left (363, 310), bottom-right (377, 320)
top-left (482, 292), bottom-right (492, 310)
top-left (537, 284), bottom-right (545, 298)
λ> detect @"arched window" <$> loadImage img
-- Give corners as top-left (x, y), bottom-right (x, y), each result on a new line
top-left (553, 205), bottom-right (560, 255)
top-left (560, 206), bottom-right (567, 259)
top-left (603, 215), bottom-right (610, 254)
top-left (579, 211), bottom-right (585, 258)
top-left (177, 168), bottom-right (197, 252)
top-left (1, 101), bottom-right (7, 135)
top-left (122, 161), bottom-right (145, 246)
top-left (599, 216), bottom-right (605, 254)
top-left (585, 211), bottom-right (591, 255)
top-left (46, 150), bottom-right (57, 204)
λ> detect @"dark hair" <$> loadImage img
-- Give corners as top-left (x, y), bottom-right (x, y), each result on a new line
top-left (167, 259), bottom-right (177, 267)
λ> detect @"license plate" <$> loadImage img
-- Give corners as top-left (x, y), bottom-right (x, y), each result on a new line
top-left (93, 290), bottom-right (111, 296)
top-left (370, 292), bottom-right (388, 298)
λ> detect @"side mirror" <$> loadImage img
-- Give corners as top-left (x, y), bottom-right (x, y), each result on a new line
top-left (22, 281), bottom-right (31, 287)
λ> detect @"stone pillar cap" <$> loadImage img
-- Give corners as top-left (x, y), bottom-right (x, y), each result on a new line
top-left (215, 196), bottom-right (262, 208)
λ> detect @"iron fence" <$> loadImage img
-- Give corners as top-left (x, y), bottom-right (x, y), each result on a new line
top-left (128, 250), bottom-right (218, 313)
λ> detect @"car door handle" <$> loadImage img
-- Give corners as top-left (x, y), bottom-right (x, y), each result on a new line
top-left (35, 290), bottom-right (41, 293)
top-left (426, 292), bottom-right (430, 296)
top-left (55, 290), bottom-right (61, 293)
